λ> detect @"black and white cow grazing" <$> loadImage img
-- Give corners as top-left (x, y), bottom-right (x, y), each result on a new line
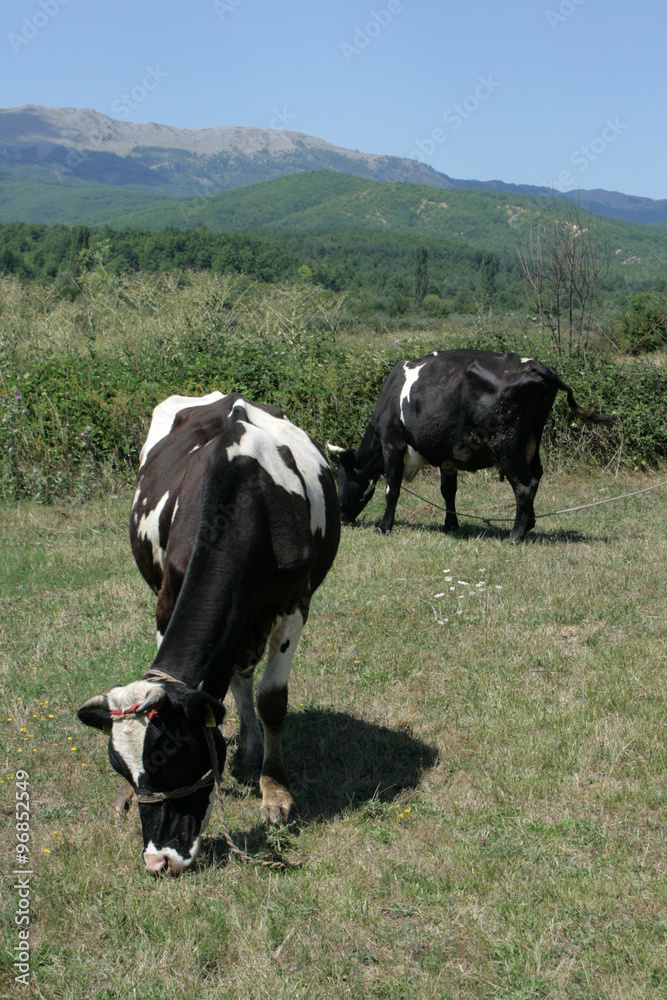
top-left (78, 392), bottom-right (340, 875)
top-left (328, 349), bottom-right (612, 542)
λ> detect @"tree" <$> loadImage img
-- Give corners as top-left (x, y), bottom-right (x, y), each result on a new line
top-left (515, 199), bottom-right (610, 355)
top-left (479, 251), bottom-right (497, 312)
top-left (414, 246), bottom-right (428, 306)
top-left (67, 225), bottom-right (90, 279)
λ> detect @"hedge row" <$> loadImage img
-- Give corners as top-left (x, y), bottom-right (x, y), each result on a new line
top-left (2, 333), bottom-right (666, 502)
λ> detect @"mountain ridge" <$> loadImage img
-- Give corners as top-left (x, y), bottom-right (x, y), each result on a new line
top-left (2, 104), bottom-right (666, 225)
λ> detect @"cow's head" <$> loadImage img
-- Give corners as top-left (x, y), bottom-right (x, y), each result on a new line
top-left (77, 679), bottom-right (225, 875)
top-left (326, 444), bottom-right (376, 524)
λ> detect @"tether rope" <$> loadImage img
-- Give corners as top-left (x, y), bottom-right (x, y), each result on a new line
top-left (398, 478), bottom-right (667, 529)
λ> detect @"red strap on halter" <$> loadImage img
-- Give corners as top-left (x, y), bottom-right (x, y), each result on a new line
top-left (109, 702), bottom-right (142, 718)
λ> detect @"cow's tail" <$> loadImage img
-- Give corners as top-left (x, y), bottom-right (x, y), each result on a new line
top-left (549, 371), bottom-right (614, 426)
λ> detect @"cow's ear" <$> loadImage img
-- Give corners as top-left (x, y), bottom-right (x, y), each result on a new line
top-left (77, 695), bottom-right (112, 732)
top-left (167, 687), bottom-right (225, 729)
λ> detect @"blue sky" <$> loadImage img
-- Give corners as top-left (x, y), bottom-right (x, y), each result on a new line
top-left (1, 0), bottom-right (665, 198)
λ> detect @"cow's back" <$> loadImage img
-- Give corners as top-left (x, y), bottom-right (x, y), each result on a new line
top-left (130, 394), bottom-right (279, 592)
top-left (130, 392), bottom-right (337, 598)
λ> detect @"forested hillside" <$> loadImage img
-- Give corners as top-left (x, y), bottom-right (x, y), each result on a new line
top-left (3, 170), bottom-right (665, 270)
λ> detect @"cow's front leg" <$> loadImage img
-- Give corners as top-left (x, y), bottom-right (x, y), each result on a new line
top-left (377, 448), bottom-right (405, 535)
top-left (228, 672), bottom-right (264, 783)
top-left (439, 466), bottom-right (459, 532)
top-left (255, 608), bottom-right (307, 824)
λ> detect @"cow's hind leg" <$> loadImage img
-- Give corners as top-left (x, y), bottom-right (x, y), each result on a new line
top-left (255, 607), bottom-right (308, 824)
top-left (439, 467), bottom-right (459, 532)
top-left (525, 448), bottom-right (544, 534)
top-left (503, 458), bottom-right (540, 542)
top-left (229, 672), bottom-right (264, 783)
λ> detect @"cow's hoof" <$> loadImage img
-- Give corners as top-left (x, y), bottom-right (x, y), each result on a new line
top-left (259, 777), bottom-right (296, 826)
top-left (375, 526), bottom-right (391, 536)
top-left (261, 800), bottom-right (297, 826)
top-left (111, 784), bottom-right (136, 816)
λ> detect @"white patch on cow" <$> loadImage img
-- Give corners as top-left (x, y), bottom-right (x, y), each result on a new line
top-left (226, 400), bottom-right (328, 536)
top-left (402, 445), bottom-right (428, 483)
top-left (107, 680), bottom-right (164, 784)
top-left (137, 491), bottom-right (170, 570)
top-left (520, 357), bottom-right (532, 364)
top-left (139, 391), bottom-right (225, 468)
top-left (399, 362), bottom-right (426, 425)
top-left (259, 610), bottom-right (306, 695)
top-left (131, 484), bottom-right (142, 526)
top-left (227, 426), bottom-right (302, 493)
top-left (171, 497), bottom-right (179, 527)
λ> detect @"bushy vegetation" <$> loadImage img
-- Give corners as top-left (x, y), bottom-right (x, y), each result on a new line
top-left (1, 272), bottom-right (666, 503)
top-left (617, 291), bottom-right (667, 354)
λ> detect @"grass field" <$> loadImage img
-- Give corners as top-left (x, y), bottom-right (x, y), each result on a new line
top-left (1, 465), bottom-right (666, 999)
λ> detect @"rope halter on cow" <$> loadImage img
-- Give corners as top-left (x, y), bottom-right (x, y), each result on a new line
top-left (109, 699), bottom-right (216, 805)
top-left (111, 676), bottom-right (296, 869)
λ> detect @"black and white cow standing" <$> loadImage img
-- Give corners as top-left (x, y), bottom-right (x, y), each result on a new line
top-left (77, 392), bottom-right (340, 875)
top-left (329, 349), bottom-right (612, 542)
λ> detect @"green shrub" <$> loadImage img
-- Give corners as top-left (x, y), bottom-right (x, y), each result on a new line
top-left (421, 293), bottom-right (447, 317)
top-left (618, 292), bottom-right (667, 354)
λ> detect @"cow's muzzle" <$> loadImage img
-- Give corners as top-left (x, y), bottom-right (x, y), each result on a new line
top-left (143, 850), bottom-right (192, 876)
